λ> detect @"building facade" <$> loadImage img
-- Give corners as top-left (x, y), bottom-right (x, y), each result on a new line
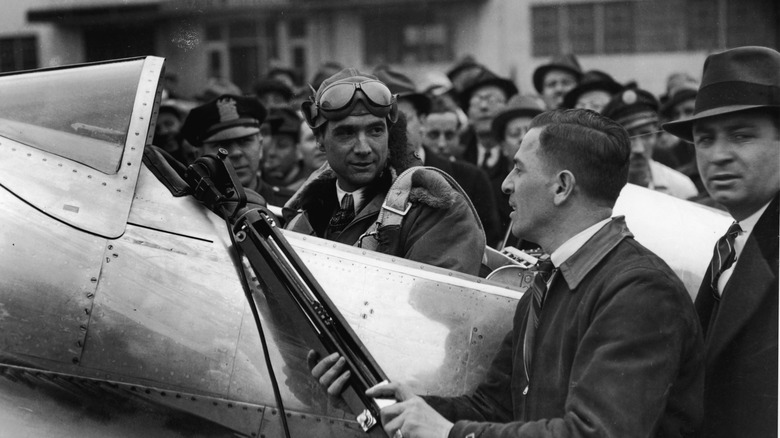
top-left (5, 0), bottom-right (778, 97)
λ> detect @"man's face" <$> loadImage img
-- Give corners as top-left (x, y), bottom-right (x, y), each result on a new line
top-left (693, 111), bottom-right (780, 220)
top-left (262, 132), bottom-right (300, 180)
top-left (502, 116), bottom-right (534, 160)
top-left (422, 112), bottom-right (462, 157)
top-left (542, 69), bottom-right (578, 110)
top-left (626, 123), bottom-right (658, 187)
top-left (299, 121), bottom-right (327, 171)
top-left (501, 128), bottom-right (555, 242)
top-left (319, 113), bottom-right (389, 192)
top-left (398, 99), bottom-right (423, 148)
top-left (467, 85), bottom-right (508, 135)
top-left (202, 133), bottom-right (263, 188)
top-left (575, 90), bottom-right (612, 113)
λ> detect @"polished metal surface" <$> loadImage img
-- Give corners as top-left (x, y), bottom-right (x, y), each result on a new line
top-left (0, 57), bottom-right (164, 238)
top-left (614, 183), bottom-right (731, 298)
top-left (0, 185), bottom-right (104, 364)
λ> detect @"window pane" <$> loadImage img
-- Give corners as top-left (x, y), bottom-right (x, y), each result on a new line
top-left (20, 37), bottom-right (37, 70)
top-left (532, 6), bottom-right (559, 57)
top-left (0, 58), bottom-right (144, 173)
top-left (365, 13), bottom-right (451, 64)
top-left (727, 0), bottom-right (777, 47)
top-left (568, 4), bottom-right (595, 54)
top-left (635, 0), bottom-right (684, 52)
top-left (229, 21), bottom-right (256, 40)
top-left (289, 19), bottom-right (307, 38)
top-left (604, 2), bottom-right (635, 53)
top-left (686, 0), bottom-right (719, 50)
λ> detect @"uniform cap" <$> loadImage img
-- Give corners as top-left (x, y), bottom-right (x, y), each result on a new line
top-left (181, 94), bottom-right (267, 146)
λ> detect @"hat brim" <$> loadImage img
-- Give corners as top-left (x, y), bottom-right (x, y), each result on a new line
top-left (202, 126), bottom-right (260, 144)
top-left (533, 65), bottom-right (583, 94)
top-left (663, 104), bottom-right (778, 142)
top-left (460, 78), bottom-right (519, 111)
top-left (562, 80), bottom-right (624, 109)
top-left (491, 108), bottom-right (544, 141)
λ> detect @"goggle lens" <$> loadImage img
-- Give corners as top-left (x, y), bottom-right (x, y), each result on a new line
top-left (319, 80), bottom-right (393, 112)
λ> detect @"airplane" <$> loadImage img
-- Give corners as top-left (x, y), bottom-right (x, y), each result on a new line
top-left (0, 56), bottom-right (731, 437)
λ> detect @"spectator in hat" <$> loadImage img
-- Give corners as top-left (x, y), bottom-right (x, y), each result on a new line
top-left (602, 88), bottom-right (697, 199)
top-left (492, 95), bottom-right (546, 163)
top-left (562, 70), bottom-right (623, 113)
top-left (458, 69), bottom-right (518, 171)
top-left (254, 77), bottom-right (294, 109)
top-left (286, 68), bottom-right (485, 275)
top-left (375, 66), bottom-right (502, 248)
top-left (180, 94), bottom-right (290, 209)
top-left (489, 94), bottom-right (545, 244)
top-left (261, 107), bottom-right (306, 194)
top-left (663, 46), bottom-right (780, 438)
top-left (533, 53), bottom-right (583, 110)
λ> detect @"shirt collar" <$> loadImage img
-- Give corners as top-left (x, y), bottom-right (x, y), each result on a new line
top-left (555, 216), bottom-right (633, 290)
top-left (733, 198), bottom-right (771, 256)
top-left (335, 182), bottom-right (365, 212)
top-left (550, 217), bottom-right (612, 268)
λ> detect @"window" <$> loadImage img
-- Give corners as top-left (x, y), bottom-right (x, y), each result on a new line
top-left (531, 0), bottom-right (777, 56)
top-left (569, 4), bottom-right (595, 54)
top-left (364, 12), bottom-right (452, 65)
top-left (0, 36), bottom-right (38, 72)
top-left (604, 2), bottom-right (634, 53)
top-left (204, 20), bottom-right (276, 93)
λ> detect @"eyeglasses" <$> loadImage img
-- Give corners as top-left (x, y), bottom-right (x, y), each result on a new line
top-left (469, 93), bottom-right (506, 107)
top-left (426, 130), bottom-right (457, 141)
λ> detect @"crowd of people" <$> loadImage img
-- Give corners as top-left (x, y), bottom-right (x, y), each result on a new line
top-left (148, 45), bottom-right (779, 438)
top-left (153, 49), bottom-right (725, 249)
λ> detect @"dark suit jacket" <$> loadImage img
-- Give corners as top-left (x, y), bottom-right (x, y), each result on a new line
top-left (695, 194), bottom-right (779, 438)
top-left (424, 147), bottom-right (502, 247)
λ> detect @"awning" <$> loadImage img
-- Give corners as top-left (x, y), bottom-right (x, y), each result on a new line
top-left (28, 2), bottom-right (162, 25)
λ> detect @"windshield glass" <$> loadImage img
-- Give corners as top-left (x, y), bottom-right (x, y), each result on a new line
top-left (0, 58), bottom-right (144, 174)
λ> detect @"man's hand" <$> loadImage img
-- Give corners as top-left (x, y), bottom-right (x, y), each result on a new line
top-left (366, 382), bottom-right (453, 438)
top-left (307, 350), bottom-right (351, 396)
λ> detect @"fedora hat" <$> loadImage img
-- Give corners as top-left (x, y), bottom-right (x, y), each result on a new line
top-left (491, 94), bottom-right (545, 141)
top-left (532, 53), bottom-right (583, 94)
top-left (562, 70), bottom-right (624, 109)
top-left (663, 46), bottom-right (780, 142)
top-left (459, 68), bottom-right (519, 111)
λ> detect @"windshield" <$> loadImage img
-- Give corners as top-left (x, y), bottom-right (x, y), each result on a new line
top-left (0, 58), bottom-right (144, 174)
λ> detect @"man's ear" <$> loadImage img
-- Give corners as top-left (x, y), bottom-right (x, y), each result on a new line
top-left (552, 170), bottom-right (575, 205)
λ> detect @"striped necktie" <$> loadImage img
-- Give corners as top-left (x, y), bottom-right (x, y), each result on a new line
top-left (327, 193), bottom-right (355, 234)
top-left (710, 222), bottom-right (742, 298)
top-left (522, 256), bottom-right (555, 395)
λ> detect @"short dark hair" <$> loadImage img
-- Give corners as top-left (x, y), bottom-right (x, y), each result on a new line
top-left (531, 109), bottom-right (630, 205)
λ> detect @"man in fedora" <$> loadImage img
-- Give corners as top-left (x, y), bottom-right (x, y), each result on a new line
top-left (532, 53), bottom-right (583, 110)
top-left (663, 45), bottom-right (779, 438)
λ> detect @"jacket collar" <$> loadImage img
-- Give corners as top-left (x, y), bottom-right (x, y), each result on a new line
top-left (557, 216), bottom-right (633, 290)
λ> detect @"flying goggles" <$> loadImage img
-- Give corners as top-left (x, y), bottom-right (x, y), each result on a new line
top-left (302, 79), bottom-right (398, 128)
